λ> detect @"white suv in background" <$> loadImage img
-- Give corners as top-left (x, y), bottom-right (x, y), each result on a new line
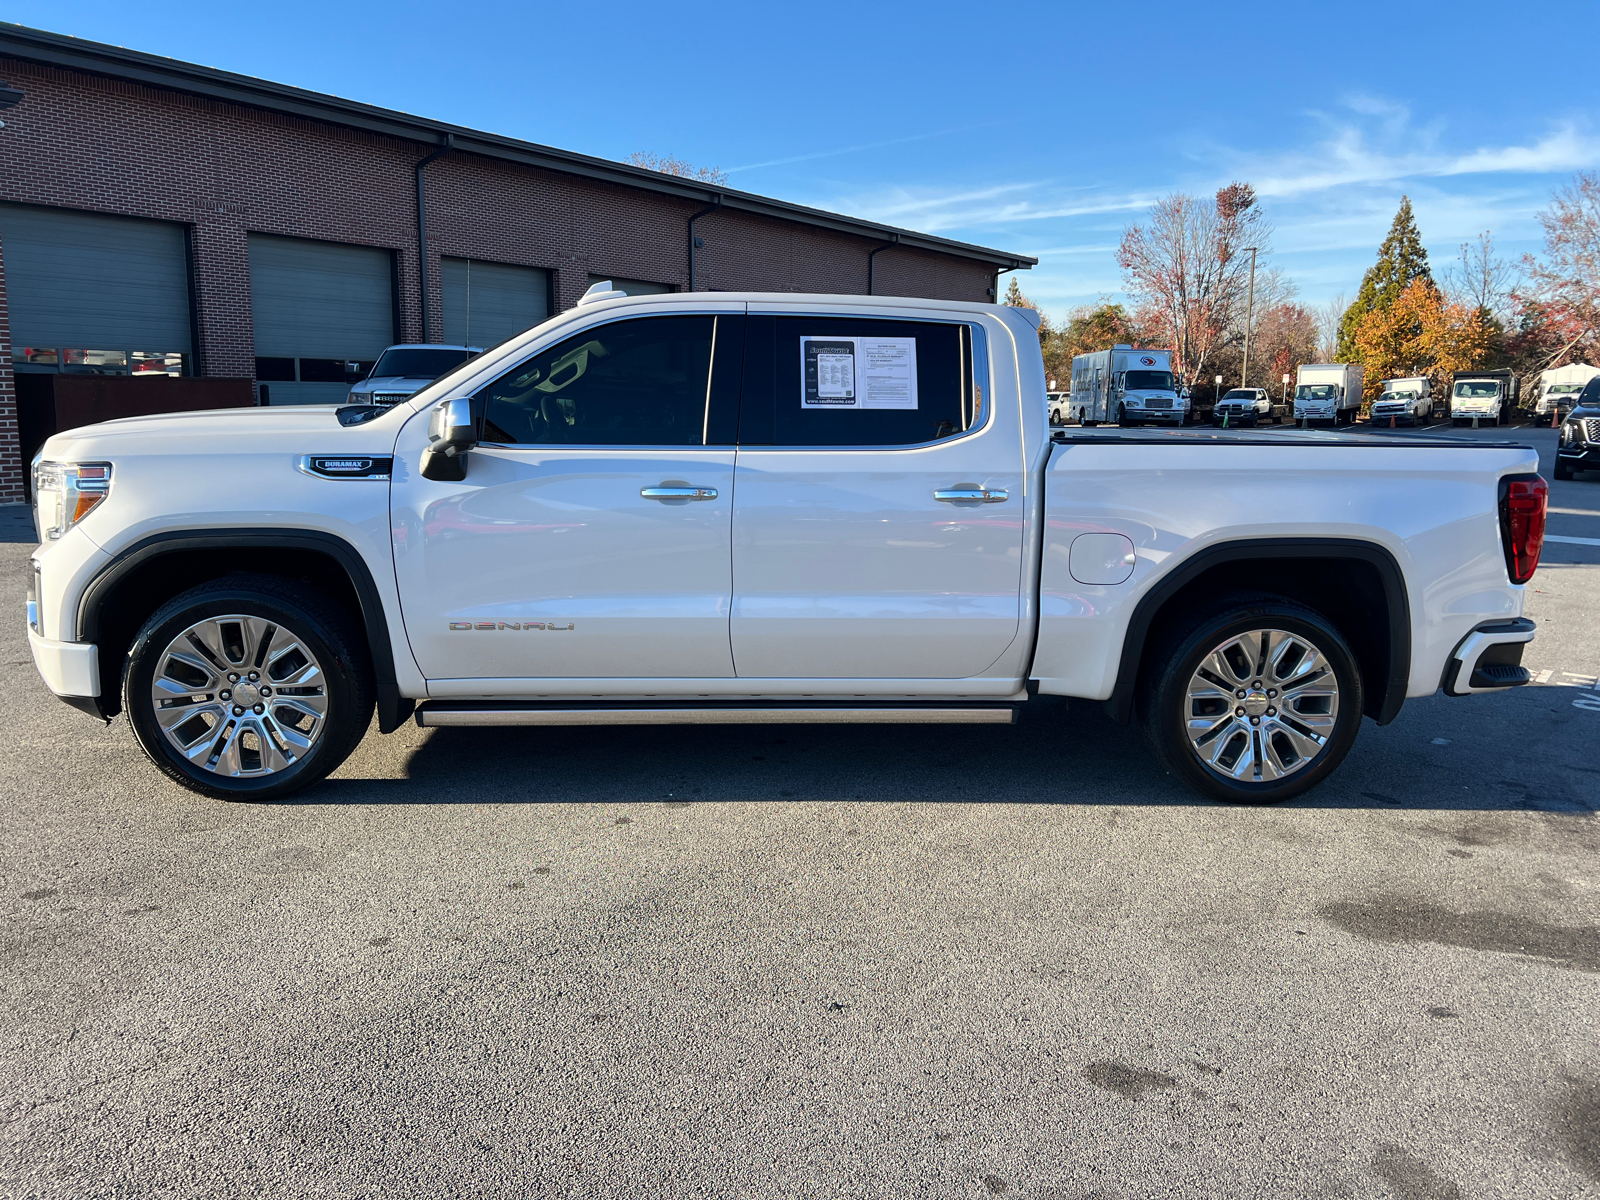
top-left (346, 344), bottom-right (482, 407)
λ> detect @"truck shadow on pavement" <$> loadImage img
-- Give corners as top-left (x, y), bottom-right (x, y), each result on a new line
top-left (308, 686), bottom-right (1599, 814)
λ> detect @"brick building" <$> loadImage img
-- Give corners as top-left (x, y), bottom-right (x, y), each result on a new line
top-left (0, 24), bottom-right (1033, 504)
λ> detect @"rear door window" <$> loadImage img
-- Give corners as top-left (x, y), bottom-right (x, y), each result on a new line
top-left (738, 315), bottom-right (984, 447)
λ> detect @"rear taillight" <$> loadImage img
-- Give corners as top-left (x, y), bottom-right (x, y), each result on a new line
top-left (1499, 473), bottom-right (1547, 584)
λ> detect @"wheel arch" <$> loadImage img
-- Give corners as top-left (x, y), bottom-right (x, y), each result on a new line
top-left (1104, 537), bottom-right (1411, 728)
top-left (78, 529), bottom-right (413, 734)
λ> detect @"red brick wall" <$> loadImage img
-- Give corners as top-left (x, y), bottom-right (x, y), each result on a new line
top-left (0, 230), bottom-right (18, 502)
top-left (0, 56), bottom-right (1001, 501)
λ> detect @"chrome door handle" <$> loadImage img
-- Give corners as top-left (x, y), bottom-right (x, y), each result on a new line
top-left (641, 485), bottom-right (718, 501)
top-left (934, 487), bottom-right (1008, 503)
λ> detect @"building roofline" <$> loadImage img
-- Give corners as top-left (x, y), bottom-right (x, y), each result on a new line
top-left (0, 23), bottom-right (1036, 271)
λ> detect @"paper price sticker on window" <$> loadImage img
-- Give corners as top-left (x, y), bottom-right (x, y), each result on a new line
top-left (801, 336), bottom-right (918, 410)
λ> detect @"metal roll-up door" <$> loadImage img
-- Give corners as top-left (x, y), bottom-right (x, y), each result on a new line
top-left (441, 257), bottom-right (549, 348)
top-left (588, 273), bottom-right (671, 297)
top-left (248, 233), bottom-right (394, 405)
top-left (0, 203), bottom-right (192, 374)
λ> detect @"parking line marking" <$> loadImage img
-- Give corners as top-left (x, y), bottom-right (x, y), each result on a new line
top-left (1545, 535), bottom-right (1600, 546)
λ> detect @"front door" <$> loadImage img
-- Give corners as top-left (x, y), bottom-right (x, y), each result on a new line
top-left (729, 311), bottom-right (1025, 681)
top-left (392, 309), bottom-right (745, 688)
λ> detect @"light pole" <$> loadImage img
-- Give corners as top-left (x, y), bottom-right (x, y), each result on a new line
top-left (1240, 246), bottom-right (1258, 389)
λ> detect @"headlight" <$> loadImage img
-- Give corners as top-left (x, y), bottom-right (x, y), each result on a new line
top-left (33, 460), bottom-right (112, 542)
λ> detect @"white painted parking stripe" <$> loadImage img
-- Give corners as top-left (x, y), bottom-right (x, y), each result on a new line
top-left (1545, 534), bottom-right (1600, 546)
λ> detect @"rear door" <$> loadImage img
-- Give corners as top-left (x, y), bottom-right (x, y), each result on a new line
top-left (728, 309), bottom-right (1025, 681)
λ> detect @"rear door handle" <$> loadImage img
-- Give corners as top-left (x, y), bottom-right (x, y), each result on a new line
top-left (641, 485), bottom-right (718, 501)
top-left (934, 487), bottom-right (1008, 503)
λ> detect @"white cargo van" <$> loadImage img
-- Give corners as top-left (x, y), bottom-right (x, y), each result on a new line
top-left (1371, 376), bottom-right (1432, 426)
top-left (1293, 363), bottom-right (1363, 425)
top-left (1450, 369), bottom-right (1517, 426)
top-left (1069, 346), bottom-right (1186, 426)
top-left (1535, 363), bottom-right (1600, 418)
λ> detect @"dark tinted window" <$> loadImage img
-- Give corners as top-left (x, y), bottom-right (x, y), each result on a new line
top-left (743, 317), bottom-right (980, 447)
top-left (373, 348), bottom-right (476, 378)
top-left (1126, 370), bottom-right (1174, 391)
top-left (1579, 377), bottom-right (1600, 406)
top-left (255, 356), bottom-right (295, 382)
top-left (480, 315), bottom-right (717, 446)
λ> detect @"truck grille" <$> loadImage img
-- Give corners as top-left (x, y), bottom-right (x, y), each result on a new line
top-left (371, 392), bottom-right (411, 406)
top-left (1585, 417), bottom-right (1600, 444)
top-left (1144, 398), bottom-right (1171, 410)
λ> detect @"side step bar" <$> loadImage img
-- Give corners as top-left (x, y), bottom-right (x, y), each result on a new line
top-left (415, 701), bottom-right (1017, 727)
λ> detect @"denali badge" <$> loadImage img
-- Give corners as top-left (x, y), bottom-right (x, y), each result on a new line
top-left (450, 621), bottom-right (575, 631)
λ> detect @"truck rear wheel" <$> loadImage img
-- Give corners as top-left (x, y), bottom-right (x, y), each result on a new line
top-left (123, 574), bottom-right (375, 801)
top-left (1138, 597), bottom-right (1363, 804)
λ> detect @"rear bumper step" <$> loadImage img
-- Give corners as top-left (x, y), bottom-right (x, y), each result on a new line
top-left (415, 702), bottom-right (1018, 727)
top-left (1442, 617), bottom-right (1537, 696)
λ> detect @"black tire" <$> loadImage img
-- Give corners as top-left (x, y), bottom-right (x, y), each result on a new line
top-left (123, 574), bottom-right (375, 801)
top-left (1137, 595), bottom-right (1364, 805)
top-left (1554, 459), bottom-right (1574, 481)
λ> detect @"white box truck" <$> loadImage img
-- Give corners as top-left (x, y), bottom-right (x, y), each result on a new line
top-left (1535, 363), bottom-right (1600, 418)
top-left (1450, 369), bottom-right (1518, 426)
top-left (1371, 376), bottom-right (1432, 426)
top-left (1293, 363), bottom-right (1363, 425)
top-left (1068, 346), bottom-right (1187, 426)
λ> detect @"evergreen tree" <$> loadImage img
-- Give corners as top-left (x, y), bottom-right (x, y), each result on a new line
top-left (1337, 197), bottom-right (1433, 359)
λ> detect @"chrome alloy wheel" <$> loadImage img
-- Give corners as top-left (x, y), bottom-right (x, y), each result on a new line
top-left (1184, 627), bottom-right (1340, 784)
top-left (149, 614), bottom-right (329, 778)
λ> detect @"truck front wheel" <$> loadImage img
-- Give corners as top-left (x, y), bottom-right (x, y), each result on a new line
top-left (1139, 597), bottom-right (1363, 804)
top-left (123, 574), bottom-right (375, 801)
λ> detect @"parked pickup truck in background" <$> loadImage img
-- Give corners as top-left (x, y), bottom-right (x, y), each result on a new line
top-left (27, 290), bottom-right (1548, 806)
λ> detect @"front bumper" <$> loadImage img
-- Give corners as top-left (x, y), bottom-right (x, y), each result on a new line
top-left (1557, 445), bottom-right (1600, 468)
top-left (1128, 409), bottom-right (1185, 423)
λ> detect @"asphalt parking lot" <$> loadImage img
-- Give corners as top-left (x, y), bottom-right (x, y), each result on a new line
top-left (2, 425), bottom-right (1597, 1200)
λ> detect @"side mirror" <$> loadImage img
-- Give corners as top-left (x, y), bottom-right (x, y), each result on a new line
top-left (421, 397), bottom-right (480, 482)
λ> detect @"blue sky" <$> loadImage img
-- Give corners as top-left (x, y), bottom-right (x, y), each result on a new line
top-left (9, 0), bottom-right (1599, 321)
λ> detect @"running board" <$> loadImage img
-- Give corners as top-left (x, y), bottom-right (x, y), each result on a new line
top-left (415, 701), bottom-right (1017, 727)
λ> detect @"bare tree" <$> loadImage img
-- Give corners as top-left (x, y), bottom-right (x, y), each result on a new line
top-left (1445, 231), bottom-right (1518, 320)
top-left (626, 152), bottom-right (729, 186)
top-left (1117, 183), bottom-right (1272, 387)
top-left (1316, 293), bottom-right (1348, 362)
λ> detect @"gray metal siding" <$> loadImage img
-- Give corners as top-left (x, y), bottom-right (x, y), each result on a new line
top-left (0, 202), bottom-right (192, 353)
top-left (248, 233), bottom-right (393, 359)
top-left (442, 257), bottom-right (549, 347)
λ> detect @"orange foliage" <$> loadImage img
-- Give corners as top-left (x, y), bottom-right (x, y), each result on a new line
top-left (1351, 279), bottom-right (1490, 400)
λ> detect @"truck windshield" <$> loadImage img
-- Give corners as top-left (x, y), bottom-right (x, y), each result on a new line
top-left (1296, 384), bottom-right (1338, 400)
top-left (1222, 390), bottom-right (1256, 400)
top-left (1124, 370), bottom-right (1173, 391)
top-left (1547, 384), bottom-right (1583, 394)
top-left (372, 348), bottom-right (477, 378)
top-left (1454, 381), bottom-right (1500, 398)
top-left (1380, 391), bottom-right (1415, 402)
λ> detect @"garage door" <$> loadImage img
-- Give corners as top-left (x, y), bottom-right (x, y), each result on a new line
top-left (249, 233), bottom-right (395, 405)
top-left (0, 203), bottom-right (192, 375)
top-left (441, 257), bottom-right (549, 348)
top-left (588, 273), bottom-right (672, 297)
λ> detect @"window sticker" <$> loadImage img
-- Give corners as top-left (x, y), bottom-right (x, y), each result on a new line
top-left (801, 336), bottom-right (917, 410)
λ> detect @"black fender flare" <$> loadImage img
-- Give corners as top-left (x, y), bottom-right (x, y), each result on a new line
top-left (78, 529), bottom-right (415, 734)
top-left (1103, 537), bottom-right (1411, 727)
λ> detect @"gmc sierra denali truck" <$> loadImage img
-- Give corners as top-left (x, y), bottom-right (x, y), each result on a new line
top-left (26, 289), bottom-right (1548, 805)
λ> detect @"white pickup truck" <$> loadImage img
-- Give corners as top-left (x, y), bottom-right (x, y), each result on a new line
top-left (27, 291), bottom-right (1549, 806)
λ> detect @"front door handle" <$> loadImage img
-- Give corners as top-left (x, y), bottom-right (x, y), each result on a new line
top-left (641, 485), bottom-right (719, 501)
top-left (934, 487), bottom-right (1008, 504)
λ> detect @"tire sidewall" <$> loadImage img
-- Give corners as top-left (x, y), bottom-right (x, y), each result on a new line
top-left (125, 586), bottom-right (363, 800)
top-left (1152, 605), bottom-right (1364, 804)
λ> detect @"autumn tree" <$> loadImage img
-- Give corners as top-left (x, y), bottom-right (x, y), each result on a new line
top-left (1518, 171), bottom-right (1600, 370)
top-left (1337, 196), bottom-right (1433, 359)
top-left (626, 152), bottom-right (729, 185)
top-left (1117, 182), bottom-right (1270, 390)
top-left (1350, 278), bottom-right (1489, 400)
